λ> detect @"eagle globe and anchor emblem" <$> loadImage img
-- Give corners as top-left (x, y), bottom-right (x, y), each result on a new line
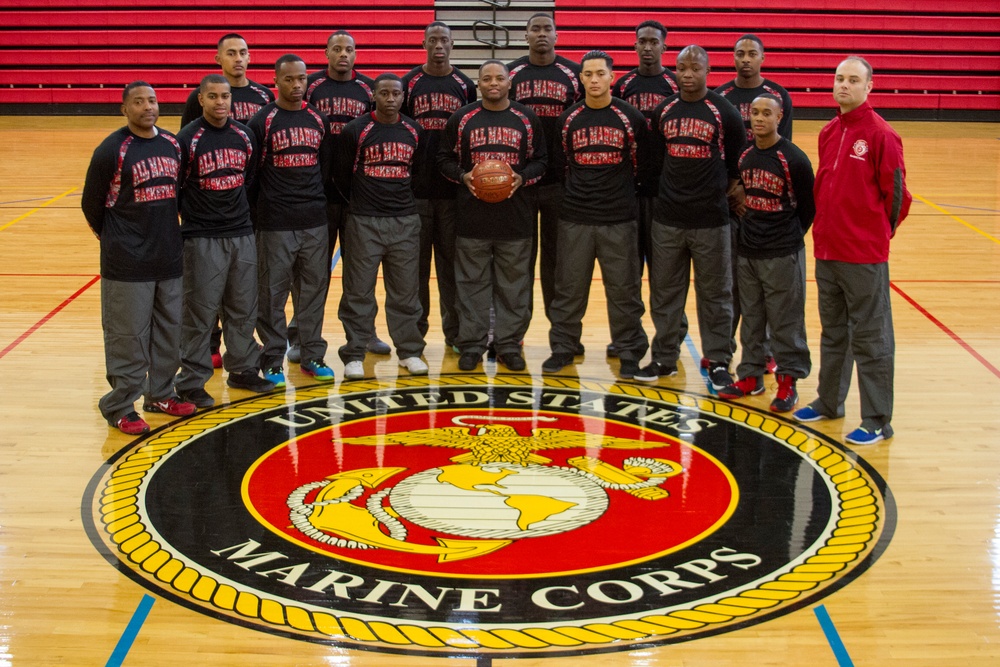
top-left (286, 415), bottom-right (684, 562)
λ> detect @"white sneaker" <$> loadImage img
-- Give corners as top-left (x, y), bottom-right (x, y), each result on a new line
top-left (344, 360), bottom-right (365, 380)
top-left (399, 356), bottom-right (428, 375)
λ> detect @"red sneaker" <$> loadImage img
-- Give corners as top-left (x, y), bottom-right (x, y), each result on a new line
top-left (765, 356), bottom-right (777, 374)
top-left (718, 376), bottom-right (764, 399)
top-left (144, 397), bottom-right (197, 416)
top-left (111, 411), bottom-right (150, 435)
top-left (211, 350), bottom-right (223, 369)
top-left (770, 374), bottom-right (798, 412)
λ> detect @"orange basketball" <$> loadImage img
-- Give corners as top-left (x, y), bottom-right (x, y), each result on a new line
top-left (470, 159), bottom-right (515, 204)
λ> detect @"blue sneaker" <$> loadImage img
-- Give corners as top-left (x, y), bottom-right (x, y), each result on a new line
top-left (263, 367), bottom-right (285, 388)
top-left (300, 359), bottom-right (335, 382)
top-left (845, 424), bottom-right (893, 445)
top-left (792, 405), bottom-right (828, 422)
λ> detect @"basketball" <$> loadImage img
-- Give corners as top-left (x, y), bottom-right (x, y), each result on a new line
top-left (470, 159), bottom-right (515, 203)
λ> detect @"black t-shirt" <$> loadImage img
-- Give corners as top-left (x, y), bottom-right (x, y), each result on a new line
top-left (507, 55), bottom-right (582, 186)
top-left (650, 91), bottom-right (747, 229)
top-left (736, 137), bottom-right (815, 259)
top-left (337, 112), bottom-right (421, 217)
top-left (176, 117), bottom-right (257, 238)
top-left (81, 127), bottom-right (183, 281)
top-left (555, 98), bottom-right (651, 225)
top-left (715, 78), bottom-right (794, 143)
top-left (437, 101), bottom-right (547, 239)
top-left (612, 68), bottom-right (679, 197)
top-left (401, 66), bottom-right (477, 199)
top-left (246, 102), bottom-right (328, 231)
top-left (181, 80), bottom-right (274, 127)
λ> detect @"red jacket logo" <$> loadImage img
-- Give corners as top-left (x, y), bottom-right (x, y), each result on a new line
top-left (852, 139), bottom-right (869, 159)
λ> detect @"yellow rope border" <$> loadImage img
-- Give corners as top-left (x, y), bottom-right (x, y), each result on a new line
top-left (96, 377), bottom-right (885, 650)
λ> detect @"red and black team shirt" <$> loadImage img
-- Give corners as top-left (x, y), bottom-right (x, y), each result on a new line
top-left (81, 127), bottom-right (183, 282)
top-left (181, 80), bottom-right (275, 127)
top-left (246, 102), bottom-right (329, 231)
top-left (176, 117), bottom-right (257, 239)
top-left (507, 55), bottom-right (582, 186)
top-left (336, 111), bottom-right (421, 218)
top-left (650, 91), bottom-right (746, 229)
top-left (612, 67), bottom-right (679, 197)
top-left (736, 137), bottom-right (815, 259)
top-left (437, 100), bottom-right (548, 239)
top-left (715, 78), bottom-right (794, 143)
top-left (556, 98), bottom-right (651, 225)
top-left (401, 66), bottom-right (477, 199)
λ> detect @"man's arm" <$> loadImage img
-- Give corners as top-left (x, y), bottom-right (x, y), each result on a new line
top-left (436, 110), bottom-right (466, 186)
top-left (80, 139), bottom-right (115, 238)
top-left (791, 146), bottom-right (816, 233)
top-left (877, 128), bottom-right (912, 235)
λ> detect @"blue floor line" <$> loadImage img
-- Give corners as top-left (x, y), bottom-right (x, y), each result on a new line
top-left (683, 333), bottom-right (713, 392)
top-left (814, 604), bottom-right (854, 667)
top-left (331, 246), bottom-right (341, 272)
top-left (106, 594), bottom-right (155, 667)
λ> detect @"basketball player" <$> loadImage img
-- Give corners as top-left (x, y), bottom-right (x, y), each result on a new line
top-left (542, 51), bottom-right (650, 379)
top-left (507, 13), bottom-right (582, 333)
top-left (335, 74), bottom-right (428, 379)
top-left (793, 56), bottom-right (911, 445)
top-left (402, 22), bottom-right (476, 349)
top-left (247, 55), bottom-right (335, 386)
top-left (82, 81), bottom-right (196, 434)
top-left (180, 33), bottom-right (274, 368)
top-left (292, 29), bottom-right (390, 362)
top-left (635, 46), bottom-right (746, 389)
top-left (438, 60), bottom-right (547, 372)
top-left (173, 75), bottom-right (275, 409)
top-left (718, 94), bottom-right (814, 412)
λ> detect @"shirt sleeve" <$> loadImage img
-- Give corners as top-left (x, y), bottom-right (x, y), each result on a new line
top-left (81, 139), bottom-right (115, 238)
top-left (436, 110), bottom-right (465, 185)
top-left (779, 89), bottom-right (794, 142)
top-left (877, 128), bottom-right (912, 234)
top-left (180, 89), bottom-right (201, 128)
top-left (791, 147), bottom-right (816, 233)
top-left (521, 110), bottom-right (548, 186)
top-left (722, 102), bottom-right (747, 180)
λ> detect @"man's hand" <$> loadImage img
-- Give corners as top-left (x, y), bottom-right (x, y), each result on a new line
top-left (508, 172), bottom-right (524, 198)
top-left (727, 180), bottom-right (746, 217)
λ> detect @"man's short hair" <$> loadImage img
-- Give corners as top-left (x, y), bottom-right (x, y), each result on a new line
top-left (424, 21), bottom-right (450, 36)
top-left (374, 72), bottom-right (402, 87)
top-left (217, 33), bottom-right (246, 49)
top-left (274, 54), bottom-right (305, 72)
top-left (735, 33), bottom-right (764, 51)
top-left (636, 20), bottom-right (667, 40)
top-left (326, 30), bottom-right (353, 46)
top-left (581, 50), bottom-right (613, 69)
top-left (479, 59), bottom-right (509, 75)
top-left (842, 55), bottom-right (873, 81)
top-left (122, 80), bottom-right (153, 102)
top-left (526, 12), bottom-right (553, 29)
top-left (200, 73), bottom-right (230, 93)
top-left (753, 93), bottom-right (782, 108)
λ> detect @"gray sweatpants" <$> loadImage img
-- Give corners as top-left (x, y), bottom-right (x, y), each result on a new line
top-left (548, 219), bottom-right (649, 362)
top-left (99, 276), bottom-right (182, 422)
top-left (454, 235), bottom-right (533, 357)
top-left (809, 259), bottom-right (894, 429)
top-left (735, 248), bottom-right (811, 379)
top-left (256, 226), bottom-right (329, 370)
top-left (175, 235), bottom-right (260, 392)
top-left (338, 214), bottom-right (424, 363)
top-left (416, 198), bottom-right (459, 344)
top-left (648, 223), bottom-right (733, 367)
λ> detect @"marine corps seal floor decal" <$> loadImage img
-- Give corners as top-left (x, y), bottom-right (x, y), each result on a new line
top-left (85, 375), bottom-right (894, 658)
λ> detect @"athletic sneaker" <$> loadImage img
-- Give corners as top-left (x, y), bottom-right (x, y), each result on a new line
top-left (301, 359), bottom-right (335, 382)
top-left (765, 356), bottom-right (777, 375)
top-left (144, 397), bottom-right (197, 416)
top-left (718, 376), bottom-right (764, 399)
top-left (458, 352), bottom-right (481, 371)
top-left (845, 424), bottom-right (893, 445)
top-left (177, 387), bottom-right (215, 408)
top-left (792, 405), bottom-right (829, 422)
top-left (606, 343), bottom-right (619, 358)
top-left (211, 350), bottom-right (223, 369)
top-left (633, 362), bottom-right (678, 382)
top-left (707, 364), bottom-right (734, 391)
top-left (770, 374), bottom-right (798, 413)
top-left (619, 359), bottom-right (639, 379)
top-left (700, 357), bottom-right (710, 370)
top-left (399, 356), bottom-right (429, 375)
top-left (227, 370), bottom-right (276, 393)
top-left (111, 411), bottom-right (150, 435)
top-left (366, 337), bottom-right (391, 355)
top-left (286, 345), bottom-right (301, 364)
top-left (574, 343), bottom-right (586, 356)
top-left (263, 367), bottom-right (286, 387)
top-left (344, 360), bottom-right (365, 380)
top-left (498, 352), bottom-right (526, 371)
top-left (542, 353), bottom-right (574, 373)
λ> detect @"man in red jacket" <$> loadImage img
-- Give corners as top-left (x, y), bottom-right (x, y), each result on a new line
top-left (793, 56), bottom-right (911, 445)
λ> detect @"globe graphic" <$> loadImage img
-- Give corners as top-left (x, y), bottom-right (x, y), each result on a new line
top-left (388, 463), bottom-right (609, 539)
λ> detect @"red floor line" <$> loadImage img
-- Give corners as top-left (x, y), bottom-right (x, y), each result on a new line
top-left (0, 275), bottom-right (100, 360)
top-left (0, 273), bottom-right (100, 277)
top-left (890, 281), bottom-right (1000, 380)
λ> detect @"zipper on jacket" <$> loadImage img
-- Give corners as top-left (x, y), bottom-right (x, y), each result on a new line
top-left (832, 124), bottom-right (847, 171)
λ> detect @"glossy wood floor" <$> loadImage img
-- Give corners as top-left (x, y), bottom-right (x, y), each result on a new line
top-left (1, 116), bottom-right (998, 666)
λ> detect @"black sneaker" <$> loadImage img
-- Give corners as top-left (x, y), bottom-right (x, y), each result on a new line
top-left (606, 343), bottom-right (619, 358)
top-left (227, 369), bottom-right (277, 393)
top-left (542, 353), bottom-right (575, 373)
top-left (619, 359), bottom-right (639, 379)
top-left (574, 342), bottom-right (586, 356)
top-left (633, 362), bottom-right (678, 382)
top-left (717, 376), bottom-right (764, 400)
top-left (498, 352), bottom-right (526, 371)
top-left (486, 342), bottom-right (497, 361)
top-left (708, 363), bottom-right (734, 391)
top-left (458, 352), bottom-right (481, 371)
top-left (178, 387), bottom-right (215, 408)
top-left (366, 336), bottom-right (391, 355)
